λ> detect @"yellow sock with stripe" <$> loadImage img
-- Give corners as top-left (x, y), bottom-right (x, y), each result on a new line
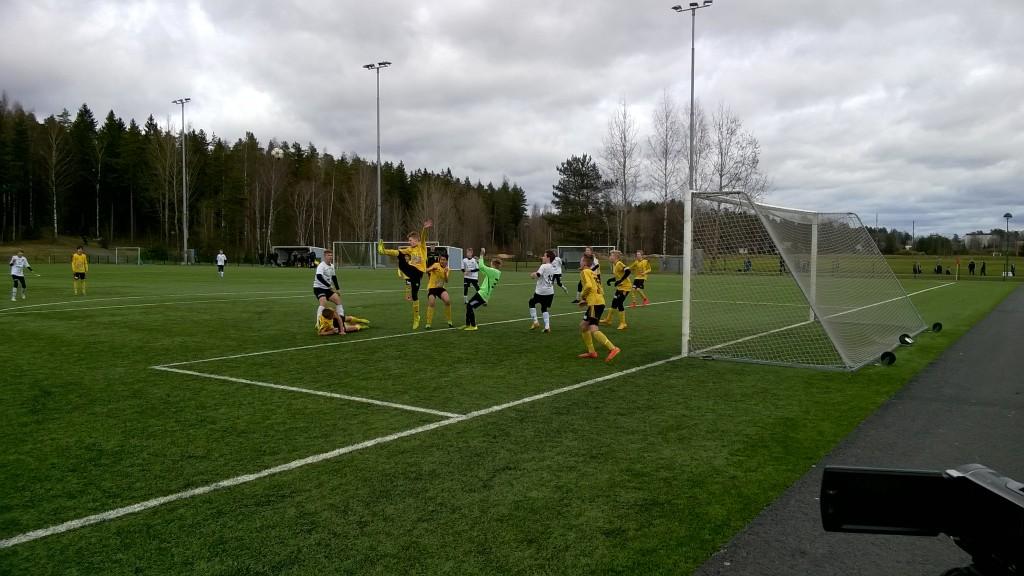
top-left (426, 306), bottom-right (434, 325)
top-left (582, 331), bottom-right (595, 353)
top-left (412, 301), bottom-right (420, 322)
top-left (445, 303), bottom-right (452, 323)
top-left (619, 310), bottom-right (626, 324)
top-left (593, 331), bottom-right (615, 350)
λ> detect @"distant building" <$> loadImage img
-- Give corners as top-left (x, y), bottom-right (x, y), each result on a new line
top-left (964, 232), bottom-right (995, 251)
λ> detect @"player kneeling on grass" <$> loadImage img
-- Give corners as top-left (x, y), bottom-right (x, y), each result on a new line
top-left (317, 308), bottom-right (370, 336)
top-left (601, 249), bottom-right (630, 330)
top-left (425, 255), bottom-right (453, 328)
top-left (578, 253), bottom-right (620, 362)
top-left (629, 249), bottom-right (651, 307)
top-left (528, 249), bottom-right (556, 332)
top-left (464, 248), bottom-right (502, 331)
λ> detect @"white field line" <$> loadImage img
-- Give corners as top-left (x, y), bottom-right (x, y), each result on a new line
top-left (152, 366), bottom-right (461, 418)
top-left (692, 282), bottom-right (956, 355)
top-left (155, 299), bottom-right (683, 367)
top-left (0, 283), bottom-right (539, 316)
top-left (694, 298), bottom-right (806, 308)
top-left (0, 290), bottom-right (303, 312)
top-left (0, 354), bottom-right (684, 549)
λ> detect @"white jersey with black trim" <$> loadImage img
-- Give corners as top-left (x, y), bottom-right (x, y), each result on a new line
top-left (551, 256), bottom-right (563, 275)
top-left (216, 253), bottom-right (227, 266)
top-left (534, 263), bottom-right (555, 296)
top-left (9, 255), bottom-right (29, 277)
top-left (462, 257), bottom-right (479, 280)
top-left (313, 262), bottom-right (337, 290)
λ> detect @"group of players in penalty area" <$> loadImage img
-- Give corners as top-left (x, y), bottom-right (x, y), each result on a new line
top-left (310, 220), bottom-right (654, 363)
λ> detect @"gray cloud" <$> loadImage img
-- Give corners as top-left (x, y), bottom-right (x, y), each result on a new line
top-left (2, 0), bottom-right (1021, 237)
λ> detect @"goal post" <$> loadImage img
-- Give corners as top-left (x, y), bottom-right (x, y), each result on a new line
top-left (114, 247), bottom-right (142, 265)
top-left (682, 190), bottom-right (926, 371)
top-left (556, 246), bottom-right (617, 271)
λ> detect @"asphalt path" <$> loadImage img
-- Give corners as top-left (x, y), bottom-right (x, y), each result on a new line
top-left (694, 286), bottom-right (1024, 576)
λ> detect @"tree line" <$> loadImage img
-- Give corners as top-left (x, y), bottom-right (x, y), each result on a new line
top-left (0, 93), bottom-right (528, 262)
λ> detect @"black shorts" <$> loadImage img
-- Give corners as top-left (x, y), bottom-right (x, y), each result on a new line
top-left (313, 287), bottom-right (334, 301)
top-left (427, 287), bottom-right (447, 299)
top-left (217, 265), bottom-right (225, 272)
top-left (583, 304), bottom-right (605, 326)
top-left (463, 277), bottom-right (479, 289)
top-left (12, 275), bottom-right (26, 288)
top-left (73, 272), bottom-right (87, 280)
top-left (529, 293), bottom-right (554, 309)
top-left (632, 279), bottom-right (645, 289)
top-left (612, 290), bottom-right (628, 310)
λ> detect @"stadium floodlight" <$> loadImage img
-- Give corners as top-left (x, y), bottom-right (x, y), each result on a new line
top-left (681, 190), bottom-right (928, 370)
top-left (172, 97), bottom-right (191, 264)
top-left (364, 60), bottom-right (392, 268)
top-left (671, 0), bottom-right (714, 193)
top-left (1004, 212), bottom-right (1013, 281)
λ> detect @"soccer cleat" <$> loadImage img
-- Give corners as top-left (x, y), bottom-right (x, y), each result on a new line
top-left (599, 318), bottom-right (612, 325)
top-left (642, 299), bottom-right (649, 306)
top-left (412, 317), bottom-right (420, 330)
top-left (463, 325), bottom-right (479, 331)
top-left (617, 323), bottom-right (628, 330)
top-left (10, 297), bottom-right (14, 302)
top-left (376, 240), bottom-right (385, 254)
top-left (543, 328), bottom-right (551, 333)
top-left (577, 351), bottom-right (599, 359)
top-left (448, 322), bottom-right (454, 328)
top-left (530, 321), bottom-right (541, 330)
top-left (571, 298), bottom-right (580, 304)
top-left (605, 347), bottom-right (621, 363)
top-left (425, 324), bottom-right (431, 329)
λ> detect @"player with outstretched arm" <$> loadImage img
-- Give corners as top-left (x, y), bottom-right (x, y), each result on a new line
top-left (463, 248), bottom-right (502, 331)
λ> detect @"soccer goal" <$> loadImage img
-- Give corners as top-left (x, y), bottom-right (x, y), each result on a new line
top-left (114, 247), bottom-right (142, 265)
top-left (681, 190), bottom-right (926, 371)
top-left (333, 241), bottom-right (440, 269)
top-left (556, 246), bottom-right (617, 271)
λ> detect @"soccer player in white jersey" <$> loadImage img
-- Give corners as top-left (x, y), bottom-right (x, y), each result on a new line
top-left (528, 250), bottom-right (557, 332)
top-left (215, 250), bottom-right (227, 278)
top-left (550, 253), bottom-right (568, 294)
top-left (462, 247), bottom-right (480, 303)
top-left (9, 250), bottom-right (32, 301)
top-left (312, 249), bottom-right (344, 329)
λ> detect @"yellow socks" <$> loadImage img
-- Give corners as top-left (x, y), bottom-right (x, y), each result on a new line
top-left (445, 303), bottom-right (452, 324)
top-left (426, 306), bottom-right (434, 325)
top-left (593, 331), bottom-right (615, 351)
top-left (581, 331), bottom-right (595, 353)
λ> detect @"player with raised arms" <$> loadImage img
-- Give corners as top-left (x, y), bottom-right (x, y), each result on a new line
top-left (378, 219), bottom-right (432, 329)
top-left (601, 249), bottom-right (631, 330)
top-left (424, 255), bottom-right (453, 329)
top-left (528, 250), bottom-right (556, 332)
top-left (578, 252), bottom-right (620, 362)
top-left (463, 248), bottom-right (502, 331)
top-left (629, 249), bottom-right (651, 307)
top-left (313, 249), bottom-right (344, 329)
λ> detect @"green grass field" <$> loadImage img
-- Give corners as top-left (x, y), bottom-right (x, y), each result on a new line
top-left (0, 263), bottom-right (1016, 575)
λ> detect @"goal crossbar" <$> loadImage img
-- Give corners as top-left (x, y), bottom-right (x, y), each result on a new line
top-left (113, 247), bottom-right (142, 265)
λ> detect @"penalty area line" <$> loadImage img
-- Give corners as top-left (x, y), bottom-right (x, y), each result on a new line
top-left (1, 354), bottom-right (685, 549)
top-left (151, 366), bottom-right (461, 418)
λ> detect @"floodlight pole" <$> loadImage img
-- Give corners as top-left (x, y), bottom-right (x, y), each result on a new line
top-left (1004, 212), bottom-right (1013, 280)
top-left (364, 61), bottom-right (391, 269)
top-left (172, 97), bottom-right (191, 264)
top-left (673, 1), bottom-right (713, 193)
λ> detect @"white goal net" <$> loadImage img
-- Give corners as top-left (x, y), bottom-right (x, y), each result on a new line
top-left (683, 191), bottom-right (926, 371)
top-left (556, 246), bottom-right (617, 271)
top-left (114, 247), bottom-right (142, 265)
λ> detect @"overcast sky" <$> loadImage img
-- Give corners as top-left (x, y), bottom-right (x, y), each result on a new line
top-left (2, 0), bottom-right (1021, 237)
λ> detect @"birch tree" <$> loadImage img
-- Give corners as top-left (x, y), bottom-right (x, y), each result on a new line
top-left (602, 99), bottom-right (642, 251)
top-left (646, 91), bottom-right (685, 255)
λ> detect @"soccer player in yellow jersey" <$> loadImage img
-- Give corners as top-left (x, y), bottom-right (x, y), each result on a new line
top-left (71, 246), bottom-right (89, 295)
top-left (316, 308), bottom-right (370, 336)
top-left (601, 250), bottom-right (631, 330)
top-left (424, 255), bottom-right (453, 329)
top-left (629, 249), bottom-right (651, 307)
top-left (577, 253), bottom-right (620, 362)
top-left (378, 219), bottom-right (432, 329)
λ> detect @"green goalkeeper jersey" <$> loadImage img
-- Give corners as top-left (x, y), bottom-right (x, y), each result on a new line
top-left (476, 259), bottom-right (501, 301)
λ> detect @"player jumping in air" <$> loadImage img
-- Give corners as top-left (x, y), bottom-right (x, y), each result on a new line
top-left (462, 247), bottom-right (480, 303)
top-left (316, 307), bottom-right (370, 336)
top-left (424, 255), bottom-right (453, 329)
top-left (463, 248), bottom-right (502, 331)
top-left (378, 219), bottom-right (433, 329)
top-left (629, 249), bottom-right (651, 307)
top-left (602, 249), bottom-right (631, 330)
top-left (578, 253), bottom-right (620, 362)
top-left (9, 250), bottom-right (32, 301)
top-left (313, 249), bottom-right (345, 330)
top-left (528, 250), bottom-right (556, 332)
top-left (71, 246), bottom-right (89, 296)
